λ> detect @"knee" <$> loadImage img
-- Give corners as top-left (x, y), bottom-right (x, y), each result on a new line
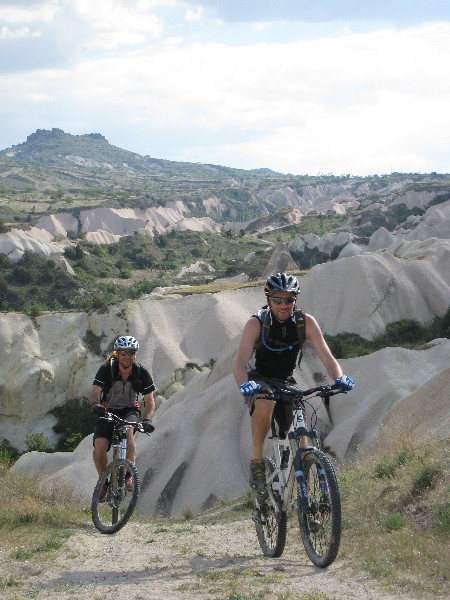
top-left (93, 439), bottom-right (108, 456)
top-left (254, 398), bottom-right (275, 417)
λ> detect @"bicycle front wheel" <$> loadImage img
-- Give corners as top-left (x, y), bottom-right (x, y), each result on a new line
top-left (253, 457), bottom-right (287, 558)
top-left (297, 449), bottom-right (341, 567)
top-left (91, 459), bottom-right (140, 534)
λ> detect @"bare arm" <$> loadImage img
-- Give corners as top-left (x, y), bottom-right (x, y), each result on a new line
top-left (305, 313), bottom-right (343, 381)
top-left (88, 384), bottom-right (103, 407)
top-left (232, 317), bottom-right (261, 386)
top-left (142, 392), bottom-right (155, 420)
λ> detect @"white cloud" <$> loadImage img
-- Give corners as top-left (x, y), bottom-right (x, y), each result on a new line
top-left (185, 5), bottom-right (203, 23)
top-left (1, 10), bottom-right (450, 175)
top-left (0, 26), bottom-right (41, 39)
top-left (72, 0), bottom-right (163, 49)
top-left (0, 1), bottom-right (60, 25)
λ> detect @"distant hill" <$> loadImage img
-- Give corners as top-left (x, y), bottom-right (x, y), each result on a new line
top-left (2, 128), bottom-right (449, 229)
top-left (1, 128), bottom-right (450, 316)
top-left (2, 127), bottom-right (269, 176)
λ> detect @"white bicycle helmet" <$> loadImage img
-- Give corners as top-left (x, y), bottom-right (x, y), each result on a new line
top-left (264, 272), bottom-right (300, 295)
top-left (114, 335), bottom-right (139, 350)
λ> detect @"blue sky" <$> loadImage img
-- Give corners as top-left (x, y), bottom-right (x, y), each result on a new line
top-left (1, 1), bottom-right (450, 175)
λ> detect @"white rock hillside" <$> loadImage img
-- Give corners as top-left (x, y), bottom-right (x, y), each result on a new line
top-left (4, 238), bottom-right (450, 517)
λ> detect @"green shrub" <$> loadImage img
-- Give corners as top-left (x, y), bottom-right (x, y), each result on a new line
top-left (24, 433), bottom-right (51, 453)
top-left (325, 309), bottom-right (450, 360)
top-left (411, 463), bottom-right (442, 495)
top-left (380, 319), bottom-right (429, 345)
top-left (383, 513), bottom-right (406, 532)
top-left (0, 439), bottom-right (19, 466)
top-left (374, 455), bottom-right (397, 479)
top-left (25, 303), bottom-right (46, 317)
top-left (325, 332), bottom-right (371, 359)
top-left (51, 398), bottom-right (96, 452)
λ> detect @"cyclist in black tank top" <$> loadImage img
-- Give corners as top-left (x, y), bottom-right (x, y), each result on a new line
top-left (232, 272), bottom-right (355, 490)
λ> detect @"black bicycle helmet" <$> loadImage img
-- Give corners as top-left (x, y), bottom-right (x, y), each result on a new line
top-left (114, 335), bottom-right (139, 350)
top-left (264, 272), bottom-right (300, 295)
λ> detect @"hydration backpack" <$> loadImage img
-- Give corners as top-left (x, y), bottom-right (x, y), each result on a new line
top-left (255, 306), bottom-right (306, 367)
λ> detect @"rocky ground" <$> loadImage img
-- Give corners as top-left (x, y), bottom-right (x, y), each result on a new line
top-left (1, 512), bottom-right (443, 600)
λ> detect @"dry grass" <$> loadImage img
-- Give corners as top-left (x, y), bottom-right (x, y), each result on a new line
top-left (337, 428), bottom-right (449, 595)
top-left (0, 462), bottom-right (88, 551)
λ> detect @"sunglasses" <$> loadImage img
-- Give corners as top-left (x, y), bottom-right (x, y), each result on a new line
top-left (118, 350), bottom-right (136, 356)
top-left (269, 296), bottom-right (297, 305)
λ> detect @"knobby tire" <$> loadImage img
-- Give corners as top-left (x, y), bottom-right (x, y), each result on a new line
top-left (91, 459), bottom-right (140, 534)
top-left (297, 449), bottom-right (341, 567)
top-left (254, 457), bottom-right (287, 558)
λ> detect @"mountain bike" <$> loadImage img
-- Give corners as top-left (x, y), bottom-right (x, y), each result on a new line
top-left (252, 384), bottom-right (345, 567)
top-left (91, 412), bottom-right (151, 534)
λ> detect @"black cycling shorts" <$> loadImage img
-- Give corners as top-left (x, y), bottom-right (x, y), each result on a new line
top-left (93, 407), bottom-right (140, 451)
top-left (248, 370), bottom-right (306, 435)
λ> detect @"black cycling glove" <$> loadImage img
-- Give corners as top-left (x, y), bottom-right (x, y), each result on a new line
top-left (141, 419), bottom-right (154, 433)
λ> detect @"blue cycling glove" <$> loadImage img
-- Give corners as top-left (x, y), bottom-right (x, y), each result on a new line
top-left (335, 375), bottom-right (355, 391)
top-left (239, 381), bottom-right (262, 397)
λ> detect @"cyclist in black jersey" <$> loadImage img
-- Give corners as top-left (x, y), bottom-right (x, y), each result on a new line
top-left (88, 335), bottom-right (155, 494)
top-left (232, 272), bottom-right (355, 489)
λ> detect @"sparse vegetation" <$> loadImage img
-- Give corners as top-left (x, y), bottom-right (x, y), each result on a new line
top-left (0, 232), bottom-right (271, 312)
top-left (325, 310), bottom-right (450, 358)
top-left (51, 398), bottom-right (97, 451)
top-left (24, 432), bottom-right (51, 453)
top-left (352, 203), bottom-right (426, 237)
top-left (338, 432), bottom-right (449, 595)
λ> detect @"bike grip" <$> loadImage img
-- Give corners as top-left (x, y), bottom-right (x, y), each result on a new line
top-left (141, 419), bottom-right (154, 433)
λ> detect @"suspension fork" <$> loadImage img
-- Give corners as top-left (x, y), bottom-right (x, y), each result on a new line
top-left (289, 427), bottom-right (317, 512)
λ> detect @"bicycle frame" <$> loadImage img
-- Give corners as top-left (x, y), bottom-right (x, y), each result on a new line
top-left (257, 402), bottom-right (317, 513)
top-left (111, 422), bottom-right (131, 461)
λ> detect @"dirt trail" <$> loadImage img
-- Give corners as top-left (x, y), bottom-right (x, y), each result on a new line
top-left (1, 515), bottom-right (441, 600)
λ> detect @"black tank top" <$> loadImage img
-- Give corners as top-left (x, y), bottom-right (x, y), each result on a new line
top-left (253, 314), bottom-right (301, 379)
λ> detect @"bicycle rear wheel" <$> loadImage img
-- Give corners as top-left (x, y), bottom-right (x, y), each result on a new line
top-left (253, 458), bottom-right (287, 558)
top-left (91, 459), bottom-right (140, 534)
top-left (297, 449), bottom-right (341, 567)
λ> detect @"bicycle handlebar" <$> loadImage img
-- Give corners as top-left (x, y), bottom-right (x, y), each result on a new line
top-left (258, 383), bottom-right (345, 426)
top-left (258, 383), bottom-right (344, 402)
top-left (100, 411), bottom-right (152, 435)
